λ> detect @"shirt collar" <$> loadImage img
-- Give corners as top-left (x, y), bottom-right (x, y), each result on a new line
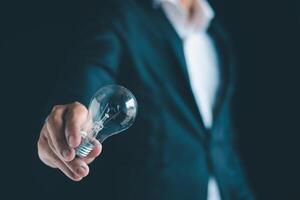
top-left (153, 0), bottom-right (215, 36)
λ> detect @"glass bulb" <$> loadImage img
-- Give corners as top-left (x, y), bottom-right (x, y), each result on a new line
top-left (75, 85), bottom-right (138, 157)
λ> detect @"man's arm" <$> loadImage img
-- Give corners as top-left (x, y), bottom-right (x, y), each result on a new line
top-left (37, 27), bottom-right (123, 181)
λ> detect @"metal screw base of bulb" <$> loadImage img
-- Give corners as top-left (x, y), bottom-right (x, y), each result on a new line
top-left (75, 140), bottom-right (94, 157)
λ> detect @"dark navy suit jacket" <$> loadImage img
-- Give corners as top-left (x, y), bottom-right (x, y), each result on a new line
top-left (42, 0), bottom-right (254, 199)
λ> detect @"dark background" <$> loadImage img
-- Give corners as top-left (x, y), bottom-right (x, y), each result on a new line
top-left (1, 0), bottom-right (299, 199)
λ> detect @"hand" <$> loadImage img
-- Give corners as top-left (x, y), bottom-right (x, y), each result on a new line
top-left (37, 102), bottom-right (102, 181)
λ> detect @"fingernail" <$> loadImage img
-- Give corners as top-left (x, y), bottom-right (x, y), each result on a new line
top-left (74, 176), bottom-right (82, 181)
top-left (68, 135), bottom-right (75, 147)
top-left (76, 165), bottom-right (87, 175)
top-left (62, 149), bottom-right (70, 159)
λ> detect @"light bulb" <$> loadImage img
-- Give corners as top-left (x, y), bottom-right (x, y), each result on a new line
top-left (75, 85), bottom-right (138, 157)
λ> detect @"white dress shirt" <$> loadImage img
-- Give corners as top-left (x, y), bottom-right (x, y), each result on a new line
top-left (155, 0), bottom-right (221, 199)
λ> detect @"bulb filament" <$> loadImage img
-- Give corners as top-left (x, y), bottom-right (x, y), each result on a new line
top-left (86, 104), bottom-right (121, 139)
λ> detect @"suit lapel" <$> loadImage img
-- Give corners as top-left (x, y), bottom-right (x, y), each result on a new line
top-left (155, 7), bottom-right (234, 130)
top-left (150, 6), bottom-right (209, 134)
top-left (146, 2), bottom-right (234, 133)
top-left (208, 19), bottom-right (234, 124)
top-left (152, 7), bottom-right (191, 87)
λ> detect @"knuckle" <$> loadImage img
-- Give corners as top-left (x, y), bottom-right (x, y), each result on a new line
top-left (71, 102), bottom-right (87, 114)
top-left (37, 132), bottom-right (47, 149)
top-left (72, 101), bottom-right (81, 106)
top-left (51, 105), bottom-right (63, 112)
top-left (66, 105), bottom-right (88, 127)
top-left (37, 140), bottom-right (48, 161)
top-left (37, 147), bottom-right (46, 161)
top-left (37, 137), bottom-right (45, 149)
top-left (49, 110), bottom-right (62, 125)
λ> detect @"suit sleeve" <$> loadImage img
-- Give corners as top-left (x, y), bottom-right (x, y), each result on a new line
top-left (47, 26), bottom-right (123, 109)
top-left (36, 26), bottom-right (123, 197)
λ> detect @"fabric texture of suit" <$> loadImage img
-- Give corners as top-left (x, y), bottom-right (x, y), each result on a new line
top-left (40, 0), bottom-right (254, 199)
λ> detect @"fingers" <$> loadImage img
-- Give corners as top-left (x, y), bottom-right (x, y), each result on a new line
top-left (46, 105), bottom-right (75, 161)
top-left (39, 125), bottom-right (90, 180)
top-left (81, 140), bottom-right (102, 164)
top-left (45, 102), bottom-right (88, 162)
top-left (38, 102), bottom-right (102, 181)
top-left (67, 157), bottom-right (90, 177)
top-left (64, 102), bottom-right (88, 148)
top-left (38, 128), bottom-right (83, 181)
top-left (49, 151), bottom-right (84, 181)
top-left (37, 125), bottom-right (58, 168)
top-left (87, 140), bottom-right (102, 158)
top-left (63, 140), bottom-right (101, 174)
